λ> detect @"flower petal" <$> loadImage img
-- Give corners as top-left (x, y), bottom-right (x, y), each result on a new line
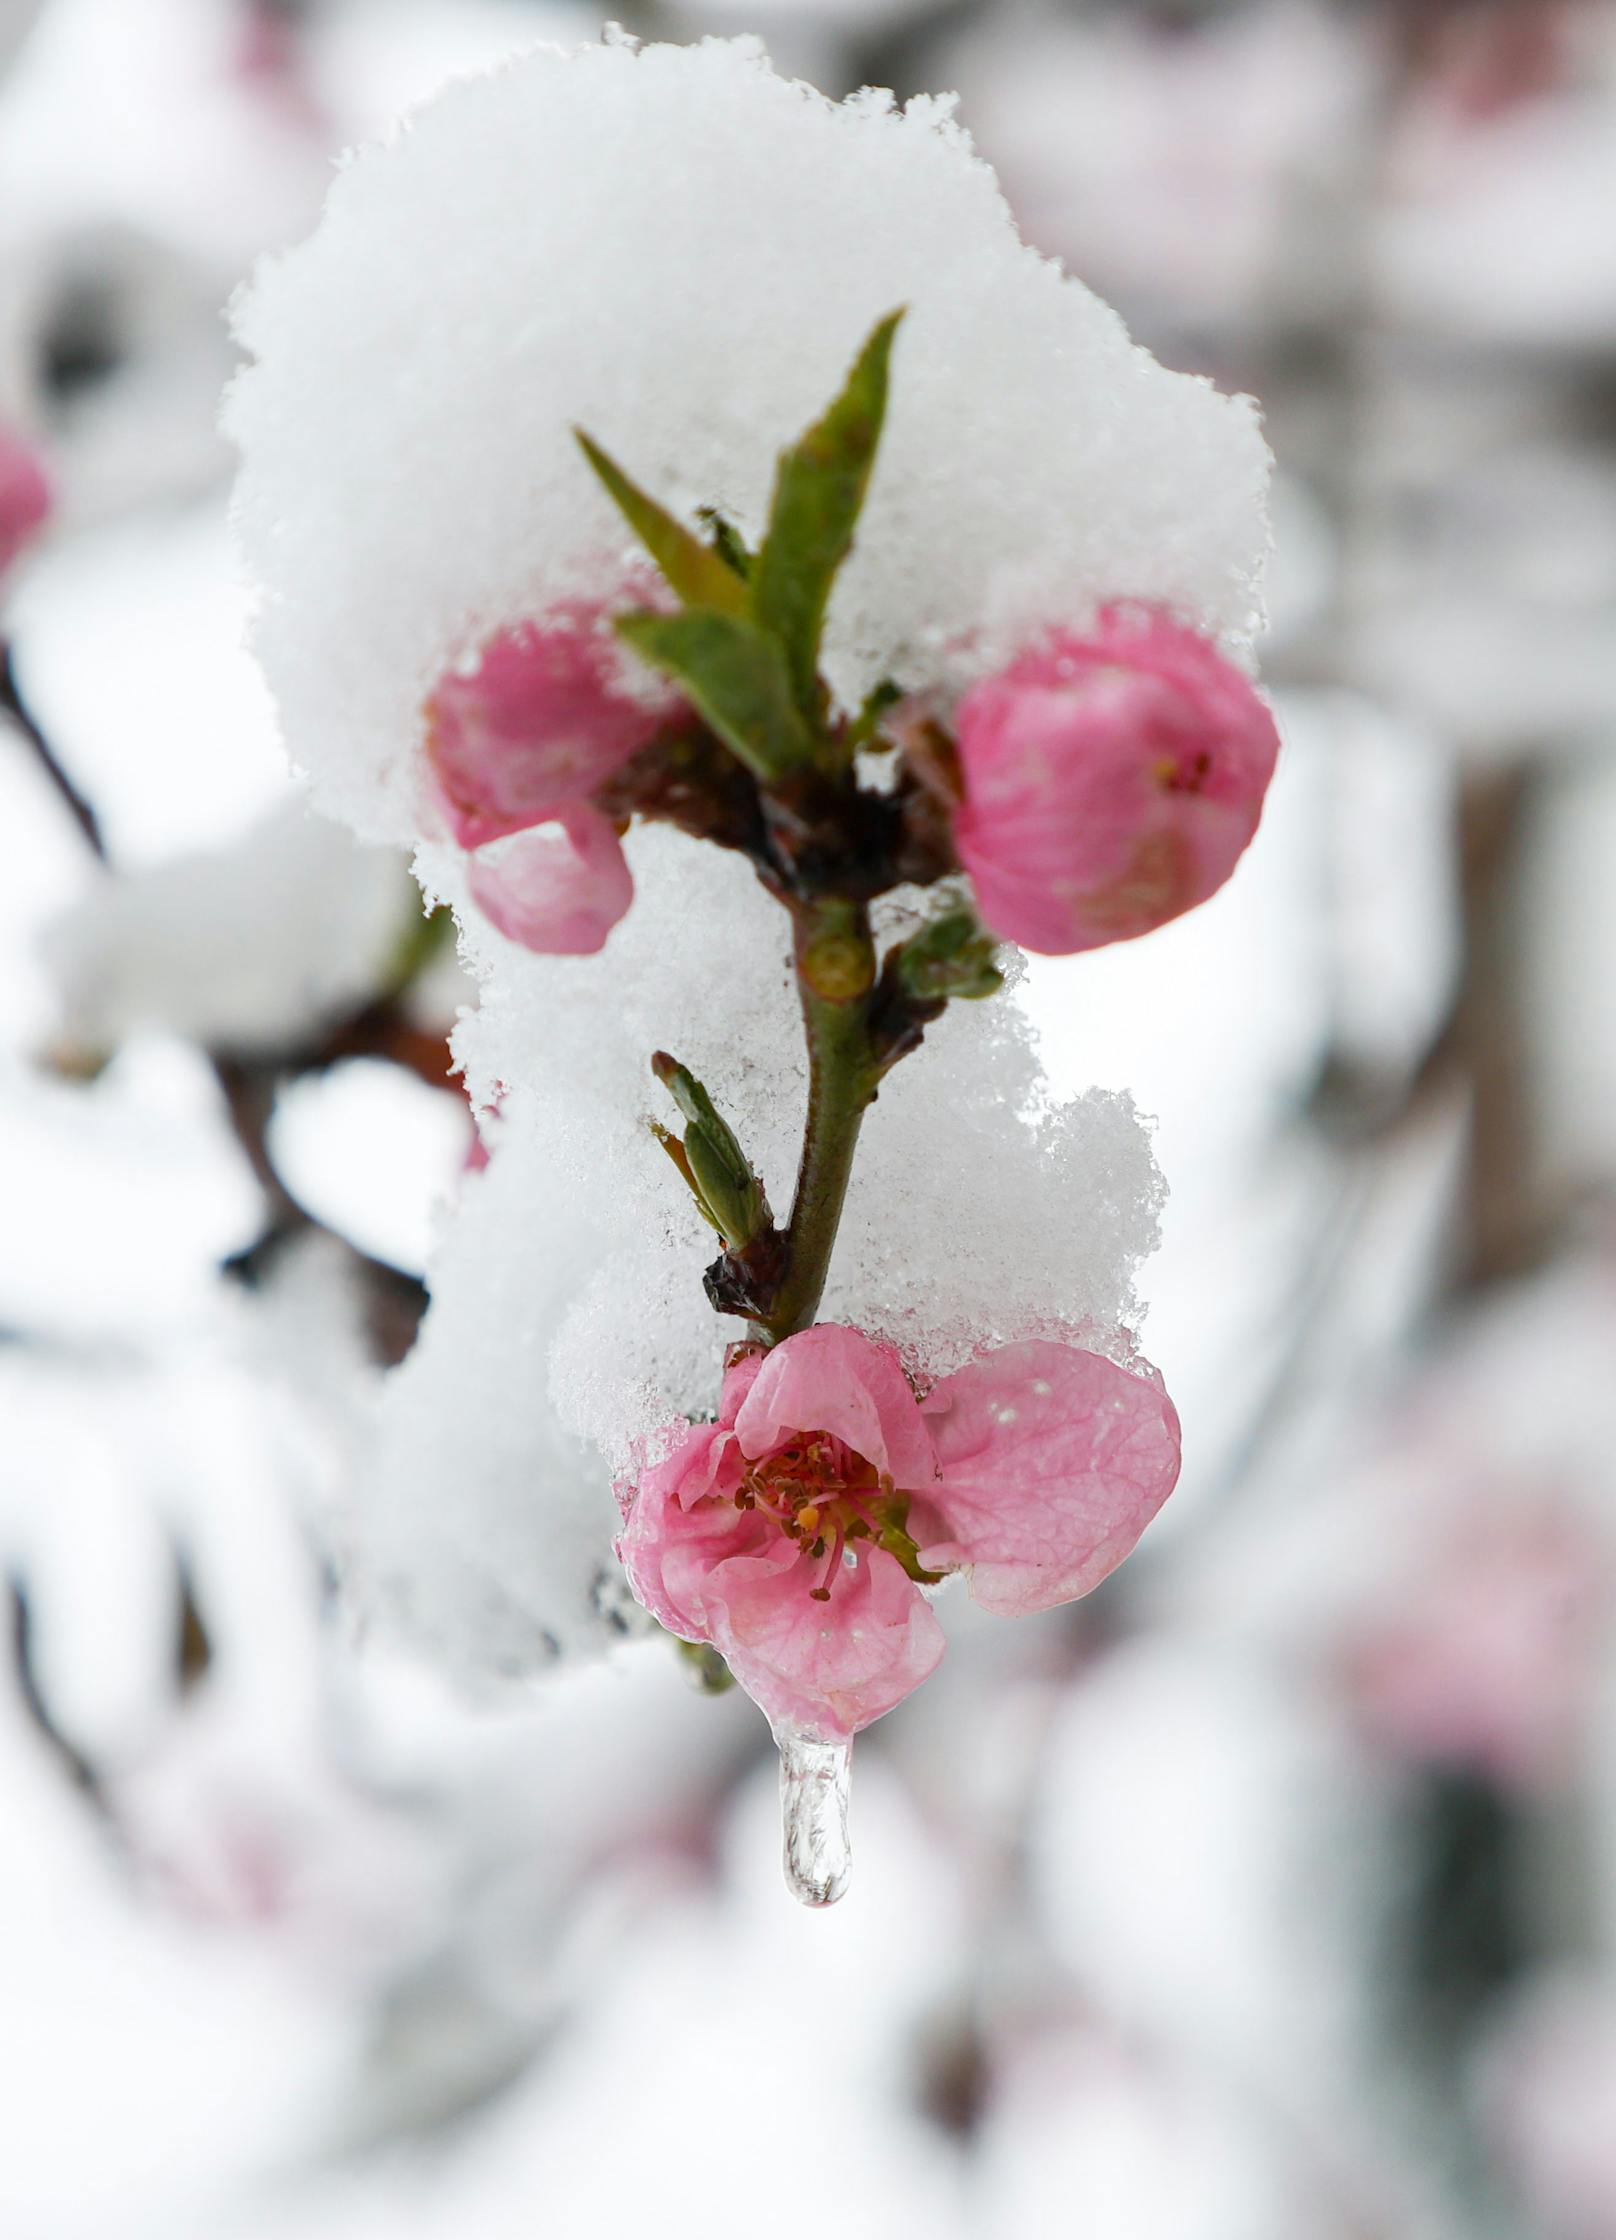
top-left (425, 606), bottom-right (673, 849)
top-left (733, 1323), bottom-right (938, 1490)
top-left (467, 806), bottom-right (633, 954)
top-left (0, 426), bottom-right (51, 577)
top-left (703, 1541), bottom-right (945, 1744)
top-left (919, 1340), bottom-right (1180, 1615)
top-left (716, 1345), bottom-right (767, 1428)
top-left (953, 606), bottom-right (1280, 956)
top-left (615, 1420), bottom-right (757, 1637)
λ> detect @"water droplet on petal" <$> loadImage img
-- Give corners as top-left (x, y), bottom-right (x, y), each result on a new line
top-left (779, 1733), bottom-right (852, 1908)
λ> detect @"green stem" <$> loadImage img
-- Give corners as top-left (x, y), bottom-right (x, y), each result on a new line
top-left (758, 901), bottom-right (877, 1343)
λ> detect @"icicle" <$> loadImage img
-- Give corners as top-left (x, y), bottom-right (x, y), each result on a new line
top-left (779, 1733), bottom-right (852, 1907)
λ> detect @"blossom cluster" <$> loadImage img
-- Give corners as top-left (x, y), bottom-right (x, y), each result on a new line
top-left (422, 590), bottom-right (1278, 965)
top-left (228, 34), bottom-right (1276, 1891)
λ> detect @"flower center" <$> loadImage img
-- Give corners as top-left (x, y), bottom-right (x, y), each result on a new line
top-left (734, 1433), bottom-right (940, 1600)
top-left (1154, 747), bottom-right (1212, 794)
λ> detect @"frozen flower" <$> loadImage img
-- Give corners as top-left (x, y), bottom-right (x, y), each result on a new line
top-left (466, 807), bottom-right (635, 957)
top-left (424, 608), bottom-right (678, 851)
top-left (952, 605), bottom-right (1280, 954)
top-left (617, 1322), bottom-right (1180, 1742)
top-left (0, 427), bottom-right (51, 578)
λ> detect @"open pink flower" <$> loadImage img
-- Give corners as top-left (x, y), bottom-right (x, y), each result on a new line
top-left (0, 428), bottom-right (51, 579)
top-left (425, 604), bottom-right (677, 851)
top-left (952, 604), bottom-right (1280, 954)
top-left (617, 1323), bottom-right (1181, 1743)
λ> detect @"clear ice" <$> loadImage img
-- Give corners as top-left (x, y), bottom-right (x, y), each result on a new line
top-left (779, 1733), bottom-right (853, 1908)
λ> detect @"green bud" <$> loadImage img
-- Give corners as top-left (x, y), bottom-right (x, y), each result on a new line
top-left (674, 1637), bottom-right (737, 1695)
top-left (892, 909), bottom-right (1003, 1003)
top-left (651, 1053), bottom-right (773, 1251)
top-left (800, 929), bottom-right (876, 1003)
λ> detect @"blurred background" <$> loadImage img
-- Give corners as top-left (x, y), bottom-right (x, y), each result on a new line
top-left (3, 1), bottom-right (1615, 2234)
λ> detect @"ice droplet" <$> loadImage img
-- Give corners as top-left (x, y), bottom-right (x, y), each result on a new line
top-left (779, 1734), bottom-right (852, 1908)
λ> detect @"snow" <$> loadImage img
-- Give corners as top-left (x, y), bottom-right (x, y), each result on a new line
top-left (223, 32), bottom-right (1274, 1675)
top-left (42, 800), bottom-right (416, 1056)
top-left (227, 32), bottom-right (1271, 847)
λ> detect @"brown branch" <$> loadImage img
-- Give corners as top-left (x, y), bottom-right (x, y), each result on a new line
top-left (0, 638), bottom-right (106, 861)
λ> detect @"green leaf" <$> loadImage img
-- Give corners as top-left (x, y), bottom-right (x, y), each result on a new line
top-left (846, 678), bottom-right (902, 755)
top-left (651, 1052), bottom-right (773, 1251)
top-left (576, 431), bottom-right (749, 616)
top-left (649, 1121), bottom-right (724, 1236)
top-left (696, 508), bottom-right (753, 581)
top-left (673, 1636), bottom-right (737, 1695)
top-left (750, 309), bottom-right (905, 719)
top-left (616, 608), bottom-right (816, 781)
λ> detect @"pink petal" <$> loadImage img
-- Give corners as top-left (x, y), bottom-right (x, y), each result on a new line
top-left (0, 428), bottom-right (51, 576)
top-left (467, 806), bottom-right (632, 954)
top-left (919, 1340), bottom-right (1180, 1615)
top-left (615, 1419), bottom-right (755, 1635)
top-left (716, 1346), bottom-right (767, 1428)
top-left (953, 606), bottom-right (1280, 956)
top-left (425, 606), bottom-right (677, 849)
top-left (733, 1323), bottom-right (939, 1492)
top-left (698, 1540), bottom-right (945, 1744)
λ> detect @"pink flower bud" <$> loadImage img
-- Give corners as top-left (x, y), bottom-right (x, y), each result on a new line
top-left (952, 605), bottom-right (1280, 955)
top-left (424, 604), bottom-right (680, 851)
top-left (467, 805), bottom-right (633, 956)
top-left (0, 428), bottom-right (51, 579)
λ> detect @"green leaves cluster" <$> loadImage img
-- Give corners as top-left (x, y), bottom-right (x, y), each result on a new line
top-left (577, 310), bottom-right (904, 784)
top-left (892, 905), bottom-right (1003, 1004)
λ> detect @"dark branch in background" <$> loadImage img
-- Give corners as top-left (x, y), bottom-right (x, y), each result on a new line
top-left (841, 0), bottom-right (990, 103)
top-left (0, 638), bottom-right (105, 858)
top-left (1, 630), bottom-right (450, 1367)
top-left (6, 1572), bottom-right (105, 1807)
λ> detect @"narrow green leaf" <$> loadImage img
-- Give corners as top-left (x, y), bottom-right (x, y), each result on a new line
top-left (648, 1120), bottom-right (724, 1236)
top-left (751, 309), bottom-right (905, 718)
top-left (846, 678), bottom-right (902, 754)
top-left (616, 609), bottom-right (816, 781)
top-left (651, 1054), bottom-right (773, 1252)
top-left (576, 431), bottom-right (749, 616)
top-left (696, 508), bottom-right (753, 581)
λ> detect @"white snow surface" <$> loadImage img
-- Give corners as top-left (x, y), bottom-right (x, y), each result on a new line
top-left (41, 800), bottom-right (415, 1056)
top-left (227, 32), bottom-right (1271, 846)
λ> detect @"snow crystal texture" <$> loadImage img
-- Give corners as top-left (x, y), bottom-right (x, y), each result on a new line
top-left (227, 33), bottom-right (1270, 846)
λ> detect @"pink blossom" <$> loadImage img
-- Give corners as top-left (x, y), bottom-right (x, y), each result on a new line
top-left (466, 806), bottom-right (633, 956)
top-left (1341, 1500), bottom-right (1603, 1792)
top-left (952, 604), bottom-right (1280, 954)
top-left (617, 1323), bottom-right (1180, 1742)
top-left (0, 428), bottom-right (51, 579)
top-left (425, 605), bottom-right (678, 851)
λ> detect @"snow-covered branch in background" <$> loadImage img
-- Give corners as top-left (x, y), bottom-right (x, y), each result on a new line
top-left (227, 31), bottom-right (1275, 1901)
